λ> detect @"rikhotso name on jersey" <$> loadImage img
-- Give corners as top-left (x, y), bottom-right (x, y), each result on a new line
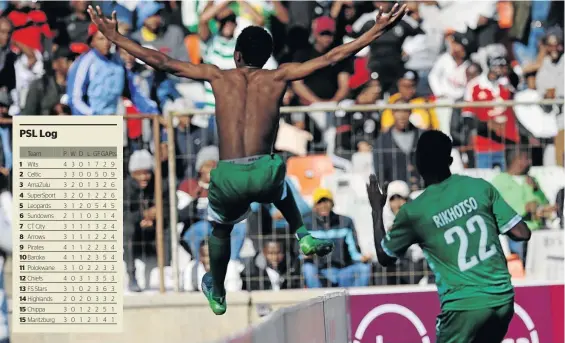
top-left (432, 197), bottom-right (479, 228)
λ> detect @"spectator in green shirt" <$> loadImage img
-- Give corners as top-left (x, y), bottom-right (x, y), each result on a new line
top-left (491, 148), bottom-right (554, 261)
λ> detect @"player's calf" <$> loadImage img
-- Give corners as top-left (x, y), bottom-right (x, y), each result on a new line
top-left (272, 181), bottom-right (334, 256)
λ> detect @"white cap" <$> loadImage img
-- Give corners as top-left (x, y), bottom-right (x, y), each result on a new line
top-left (387, 180), bottom-right (410, 200)
top-left (128, 149), bottom-right (154, 173)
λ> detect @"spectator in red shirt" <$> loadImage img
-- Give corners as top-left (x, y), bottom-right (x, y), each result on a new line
top-left (2, 1), bottom-right (53, 53)
top-left (462, 56), bottom-right (531, 170)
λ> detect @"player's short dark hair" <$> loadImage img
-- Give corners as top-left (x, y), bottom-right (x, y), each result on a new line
top-left (235, 26), bottom-right (273, 68)
top-left (416, 130), bottom-right (453, 176)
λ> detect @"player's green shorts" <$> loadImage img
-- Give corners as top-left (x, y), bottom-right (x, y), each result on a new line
top-left (435, 302), bottom-right (514, 343)
top-left (207, 154), bottom-right (286, 224)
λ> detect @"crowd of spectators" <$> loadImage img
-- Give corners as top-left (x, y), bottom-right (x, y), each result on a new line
top-left (0, 0), bottom-right (561, 295)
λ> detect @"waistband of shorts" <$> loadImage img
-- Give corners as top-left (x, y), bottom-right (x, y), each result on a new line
top-left (220, 154), bottom-right (270, 165)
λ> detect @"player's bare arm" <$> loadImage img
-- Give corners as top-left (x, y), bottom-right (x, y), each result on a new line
top-left (275, 3), bottom-right (407, 82)
top-left (87, 5), bottom-right (221, 82)
top-left (506, 221), bottom-right (532, 241)
top-left (367, 174), bottom-right (396, 266)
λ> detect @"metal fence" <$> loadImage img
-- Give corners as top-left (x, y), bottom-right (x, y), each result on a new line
top-left (160, 98), bottom-right (564, 293)
top-left (2, 98), bottom-right (564, 296)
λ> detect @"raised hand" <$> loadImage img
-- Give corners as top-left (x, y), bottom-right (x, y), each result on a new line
top-left (373, 3), bottom-right (408, 33)
top-left (366, 174), bottom-right (387, 211)
top-left (87, 5), bottom-right (119, 41)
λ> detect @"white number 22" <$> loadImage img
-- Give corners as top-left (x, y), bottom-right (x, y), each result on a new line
top-left (444, 215), bottom-right (497, 272)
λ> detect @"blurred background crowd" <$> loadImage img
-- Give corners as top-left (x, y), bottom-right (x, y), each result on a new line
top-left (0, 0), bottom-right (561, 301)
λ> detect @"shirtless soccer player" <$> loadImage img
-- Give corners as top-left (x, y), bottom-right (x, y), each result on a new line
top-left (367, 130), bottom-right (532, 343)
top-left (88, 4), bottom-right (407, 315)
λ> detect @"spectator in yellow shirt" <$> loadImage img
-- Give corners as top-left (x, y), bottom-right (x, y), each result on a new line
top-left (380, 70), bottom-right (440, 132)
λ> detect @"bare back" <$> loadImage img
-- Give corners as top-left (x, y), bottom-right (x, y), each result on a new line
top-left (209, 68), bottom-right (287, 160)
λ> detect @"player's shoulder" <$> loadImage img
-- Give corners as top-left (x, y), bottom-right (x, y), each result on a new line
top-left (394, 196), bottom-right (419, 220)
top-left (403, 175), bottom-right (491, 208)
top-left (453, 173), bottom-right (491, 185)
top-left (451, 174), bottom-right (494, 193)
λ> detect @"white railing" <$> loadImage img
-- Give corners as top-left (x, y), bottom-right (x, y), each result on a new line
top-left (171, 99), bottom-right (565, 116)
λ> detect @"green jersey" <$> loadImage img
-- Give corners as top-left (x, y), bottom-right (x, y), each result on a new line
top-left (381, 174), bottom-right (520, 311)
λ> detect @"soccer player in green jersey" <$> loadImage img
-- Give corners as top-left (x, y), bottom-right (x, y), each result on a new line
top-left (367, 130), bottom-right (532, 343)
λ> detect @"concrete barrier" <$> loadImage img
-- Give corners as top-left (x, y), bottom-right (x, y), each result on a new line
top-left (215, 291), bottom-right (350, 343)
top-left (323, 292), bottom-right (350, 343)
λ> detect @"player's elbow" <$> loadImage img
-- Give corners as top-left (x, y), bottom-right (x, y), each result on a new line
top-left (154, 58), bottom-right (170, 72)
top-left (521, 227), bottom-right (532, 241)
top-left (146, 54), bottom-right (174, 74)
top-left (507, 221), bottom-right (532, 242)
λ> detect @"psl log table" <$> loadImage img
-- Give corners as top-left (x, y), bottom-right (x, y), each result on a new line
top-left (12, 116), bottom-right (123, 333)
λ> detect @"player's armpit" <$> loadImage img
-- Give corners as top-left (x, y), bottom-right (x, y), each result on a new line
top-left (505, 220), bottom-right (532, 242)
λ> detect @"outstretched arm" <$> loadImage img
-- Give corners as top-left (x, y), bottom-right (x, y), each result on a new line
top-left (87, 6), bottom-right (221, 82)
top-left (275, 3), bottom-right (407, 82)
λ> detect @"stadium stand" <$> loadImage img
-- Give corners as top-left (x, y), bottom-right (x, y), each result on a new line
top-left (0, 1), bottom-right (563, 342)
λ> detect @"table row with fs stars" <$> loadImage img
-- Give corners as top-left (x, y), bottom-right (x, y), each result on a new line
top-left (12, 116), bottom-right (124, 333)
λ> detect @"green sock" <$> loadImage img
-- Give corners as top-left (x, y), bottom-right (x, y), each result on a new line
top-left (207, 234), bottom-right (231, 297)
top-left (273, 181), bottom-right (310, 240)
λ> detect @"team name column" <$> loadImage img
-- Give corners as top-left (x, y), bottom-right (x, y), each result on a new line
top-left (12, 116), bottom-right (123, 333)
